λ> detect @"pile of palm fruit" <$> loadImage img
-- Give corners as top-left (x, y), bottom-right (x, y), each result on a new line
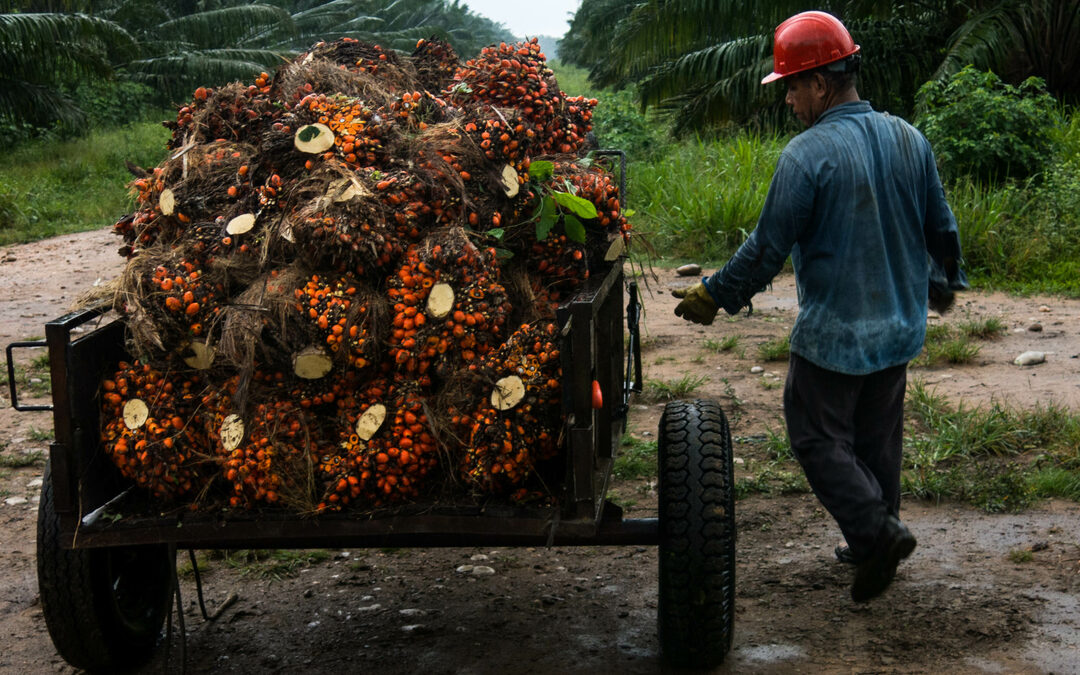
top-left (99, 36), bottom-right (630, 514)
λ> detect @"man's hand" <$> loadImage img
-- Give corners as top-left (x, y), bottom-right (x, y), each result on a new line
top-left (928, 278), bottom-right (955, 314)
top-left (672, 282), bottom-right (719, 325)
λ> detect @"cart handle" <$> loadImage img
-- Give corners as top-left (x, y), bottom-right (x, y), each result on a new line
top-left (621, 280), bottom-right (643, 429)
top-left (5, 340), bottom-right (51, 412)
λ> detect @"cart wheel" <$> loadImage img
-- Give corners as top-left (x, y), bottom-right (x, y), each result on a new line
top-left (36, 462), bottom-right (173, 673)
top-left (657, 398), bottom-right (736, 669)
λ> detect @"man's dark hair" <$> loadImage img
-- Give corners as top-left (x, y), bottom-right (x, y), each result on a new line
top-left (820, 68), bottom-right (857, 92)
top-left (795, 54), bottom-right (860, 92)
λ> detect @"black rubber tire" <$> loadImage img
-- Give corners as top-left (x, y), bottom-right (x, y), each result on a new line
top-left (36, 462), bottom-right (174, 673)
top-left (657, 398), bottom-right (736, 669)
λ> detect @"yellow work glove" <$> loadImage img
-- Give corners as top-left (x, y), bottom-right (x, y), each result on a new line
top-left (672, 282), bottom-right (719, 325)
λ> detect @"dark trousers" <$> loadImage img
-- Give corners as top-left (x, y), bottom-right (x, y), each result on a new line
top-left (783, 353), bottom-right (907, 559)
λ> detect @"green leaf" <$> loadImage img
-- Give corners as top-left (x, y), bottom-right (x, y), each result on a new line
top-left (553, 192), bottom-right (598, 219)
top-left (494, 247), bottom-right (514, 260)
top-left (488, 227), bottom-right (505, 240)
top-left (536, 197), bottom-right (558, 241)
top-left (623, 208), bottom-right (636, 218)
top-left (297, 125), bottom-right (322, 143)
top-left (529, 160), bottom-right (554, 182)
top-left (564, 214), bottom-right (587, 243)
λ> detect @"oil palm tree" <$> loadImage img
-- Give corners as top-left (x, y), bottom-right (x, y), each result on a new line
top-left (566, 0), bottom-right (1078, 133)
top-left (0, 9), bottom-right (136, 127)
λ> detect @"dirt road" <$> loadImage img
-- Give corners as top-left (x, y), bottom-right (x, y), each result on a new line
top-left (1, 229), bottom-right (1078, 673)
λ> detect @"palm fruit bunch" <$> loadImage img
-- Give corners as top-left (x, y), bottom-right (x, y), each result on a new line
top-left (100, 361), bottom-right (207, 500)
top-left (316, 378), bottom-right (391, 511)
top-left (141, 257), bottom-right (226, 344)
top-left (456, 322), bottom-right (562, 494)
top-left (329, 380), bottom-right (439, 508)
top-left (385, 231), bottom-right (511, 384)
top-left (206, 382), bottom-right (331, 511)
top-left (288, 165), bottom-right (402, 276)
top-left (291, 273), bottom-right (376, 373)
top-left (164, 79), bottom-right (279, 150)
top-left (99, 35), bottom-right (631, 512)
top-left (412, 37), bottom-right (459, 92)
top-left (555, 160), bottom-right (631, 242)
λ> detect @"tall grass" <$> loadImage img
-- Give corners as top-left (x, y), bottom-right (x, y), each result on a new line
top-left (0, 121), bottom-right (170, 246)
top-left (629, 134), bottom-right (784, 261)
top-left (904, 380), bottom-right (1080, 511)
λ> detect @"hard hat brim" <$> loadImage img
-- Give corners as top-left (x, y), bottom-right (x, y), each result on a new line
top-left (761, 71), bottom-right (785, 85)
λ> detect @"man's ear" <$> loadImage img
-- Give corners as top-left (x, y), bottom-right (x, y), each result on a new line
top-left (811, 72), bottom-right (828, 99)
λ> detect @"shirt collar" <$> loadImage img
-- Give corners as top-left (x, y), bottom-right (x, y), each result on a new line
top-left (814, 100), bottom-right (872, 126)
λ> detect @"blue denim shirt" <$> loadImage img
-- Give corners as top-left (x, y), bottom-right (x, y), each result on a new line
top-left (703, 100), bottom-right (967, 375)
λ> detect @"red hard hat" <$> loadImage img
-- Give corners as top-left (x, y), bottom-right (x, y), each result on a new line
top-left (761, 11), bottom-right (860, 84)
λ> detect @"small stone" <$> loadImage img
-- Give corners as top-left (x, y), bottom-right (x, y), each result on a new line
top-left (399, 608), bottom-right (425, 618)
top-left (307, 620), bottom-right (320, 629)
top-left (1014, 351), bottom-right (1046, 366)
top-left (750, 366), bottom-right (764, 374)
top-left (455, 564), bottom-right (474, 574)
top-left (5, 497), bottom-right (28, 506)
top-left (27, 478), bottom-right (42, 488)
top-left (1038, 305), bottom-right (1050, 312)
top-left (733, 457), bottom-right (745, 465)
top-left (470, 554), bottom-right (489, 562)
top-left (303, 589), bottom-right (314, 598)
top-left (1028, 323), bottom-right (1043, 332)
top-left (927, 310), bottom-right (940, 320)
top-left (676, 263), bottom-right (701, 277)
top-left (471, 566), bottom-right (496, 576)
top-left (784, 541), bottom-right (794, 548)
top-left (359, 595), bottom-right (375, 602)
top-left (401, 624), bottom-right (428, 634)
top-left (356, 604), bottom-right (381, 614)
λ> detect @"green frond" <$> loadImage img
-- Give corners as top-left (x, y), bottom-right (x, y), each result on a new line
top-left (158, 4), bottom-right (295, 48)
top-left (0, 11), bottom-right (134, 125)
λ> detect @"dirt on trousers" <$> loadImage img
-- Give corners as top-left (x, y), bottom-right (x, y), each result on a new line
top-left (1, 229), bottom-right (1079, 674)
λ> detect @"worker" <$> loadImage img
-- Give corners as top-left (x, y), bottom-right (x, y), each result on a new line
top-left (672, 10), bottom-right (967, 602)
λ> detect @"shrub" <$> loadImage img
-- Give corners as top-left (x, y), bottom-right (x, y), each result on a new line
top-left (917, 66), bottom-right (1058, 182)
top-left (591, 89), bottom-right (665, 161)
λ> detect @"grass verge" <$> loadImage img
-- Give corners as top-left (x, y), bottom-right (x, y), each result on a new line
top-left (903, 380), bottom-right (1080, 512)
top-left (0, 121), bottom-right (170, 246)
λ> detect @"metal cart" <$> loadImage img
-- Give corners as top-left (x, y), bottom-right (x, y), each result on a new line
top-left (9, 257), bottom-right (736, 673)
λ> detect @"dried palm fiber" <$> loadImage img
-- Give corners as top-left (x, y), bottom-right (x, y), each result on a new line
top-left (284, 161), bottom-right (402, 276)
top-left (203, 375), bottom-right (331, 512)
top-left (100, 360), bottom-right (211, 500)
top-left (455, 322), bottom-right (563, 495)
top-left (333, 379), bottom-right (440, 506)
top-left (385, 228), bottom-right (511, 384)
top-left (294, 38), bottom-right (420, 93)
top-left (274, 56), bottom-right (397, 106)
top-left (500, 263), bottom-right (558, 324)
top-left (412, 37), bottom-right (460, 93)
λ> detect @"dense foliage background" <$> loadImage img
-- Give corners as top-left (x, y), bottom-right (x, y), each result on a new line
top-left (1, 0), bottom-right (1079, 295)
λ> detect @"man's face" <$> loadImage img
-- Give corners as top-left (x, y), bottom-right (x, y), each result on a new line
top-left (784, 73), bottom-right (825, 127)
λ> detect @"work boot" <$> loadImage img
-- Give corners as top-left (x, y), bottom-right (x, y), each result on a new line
top-left (834, 544), bottom-right (857, 565)
top-left (851, 515), bottom-right (916, 603)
